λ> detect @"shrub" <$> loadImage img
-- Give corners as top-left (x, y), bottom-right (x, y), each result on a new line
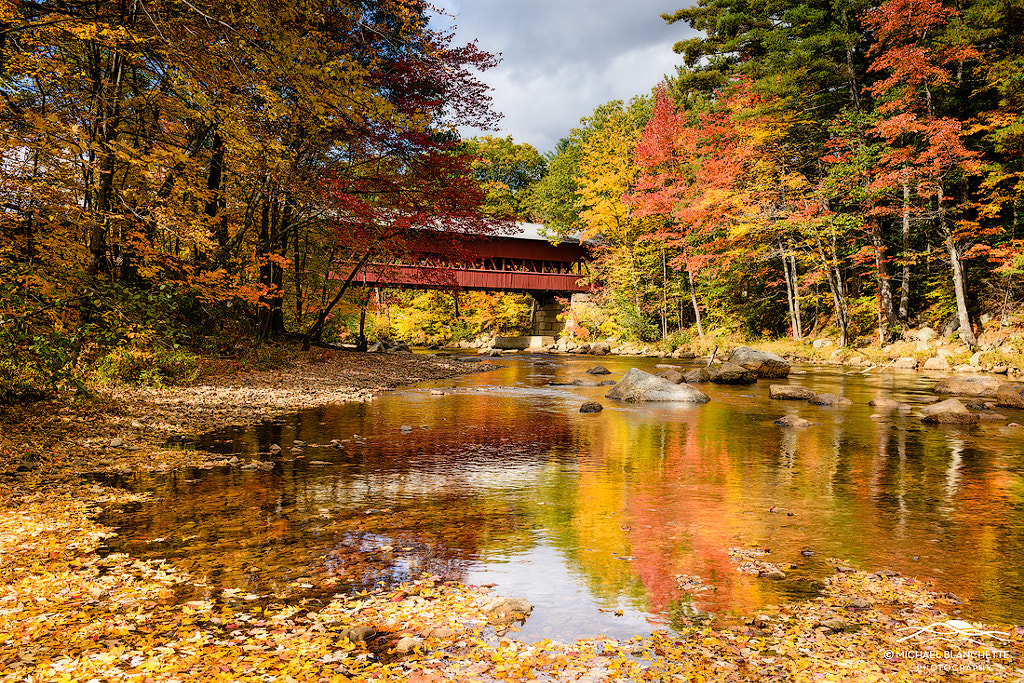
top-left (94, 344), bottom-right (200, 387)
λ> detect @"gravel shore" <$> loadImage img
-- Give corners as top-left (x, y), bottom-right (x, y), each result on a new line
top-left (1, 350), bottom-right (500, 477)
top-left (112, 350), bottom-right (501, 436)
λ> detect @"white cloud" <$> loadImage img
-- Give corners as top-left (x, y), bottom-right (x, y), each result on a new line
top-left (434, 1), bottom-right (698, 153)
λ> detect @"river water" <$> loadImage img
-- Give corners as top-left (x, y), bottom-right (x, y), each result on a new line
top-left (99, 354), bottom-right (1024, 642)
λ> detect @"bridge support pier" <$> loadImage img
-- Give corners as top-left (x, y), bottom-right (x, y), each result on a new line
top-left (531, 293), bottom-right (565, 337)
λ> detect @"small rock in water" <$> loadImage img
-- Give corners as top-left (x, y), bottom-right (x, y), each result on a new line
top-left (430, 389), bottom-right (445, 396)
top-left (400, 425), bottom-right (413, 432)
top-left (269, 443), bottom-right (282, 454)
top-left (110, 437), bottom-right (124, 448)
top-left (579, 401), bottom-right (604, 413)
top-left (808, 393), bottom-right (852, 407)
top-left (774, 415), bottom-right (812, 427)
top-left (849, 597), bottom-right (871, 609)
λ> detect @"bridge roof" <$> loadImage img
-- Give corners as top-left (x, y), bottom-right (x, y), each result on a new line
top-left (503, 222), bottom-right (582, 244)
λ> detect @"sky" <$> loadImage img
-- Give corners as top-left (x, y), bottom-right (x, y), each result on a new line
top-left (431, 1), bottom-right (699, 155)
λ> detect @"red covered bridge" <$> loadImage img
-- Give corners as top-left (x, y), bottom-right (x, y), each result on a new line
top-left (336, 222), bottom-right (593, 337)
top-left (346, 222), bottom-right (592, 294)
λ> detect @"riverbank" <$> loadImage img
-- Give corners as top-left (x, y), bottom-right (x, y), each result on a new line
top-left (461, 326), bottom-right (1024, 377)
top-left (2, 350), bottom-right (1022, 681)
top-left (0, 349), bottom-right (500, 478)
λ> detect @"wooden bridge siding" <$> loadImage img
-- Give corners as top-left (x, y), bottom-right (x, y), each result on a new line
top-left (349, 264), bottom-right (590, 294)
top-left (406, 230), bottom-right (588, 263)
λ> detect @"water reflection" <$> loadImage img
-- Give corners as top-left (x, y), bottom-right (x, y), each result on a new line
top-left (100, 355), bottom-right (1024, 642)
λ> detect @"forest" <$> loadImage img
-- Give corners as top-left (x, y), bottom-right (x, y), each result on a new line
top-left (2, 0), bottom-right (1024, 399)
top-left (525, 0), bottom-right (1024, 351)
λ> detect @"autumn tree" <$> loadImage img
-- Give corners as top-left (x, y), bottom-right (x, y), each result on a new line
top-left (0, 0), bottom-right (502, 390)
top-left (461, 136), bottom-right (546, 219)
top-left (863, 0), bottom-right (983, 346)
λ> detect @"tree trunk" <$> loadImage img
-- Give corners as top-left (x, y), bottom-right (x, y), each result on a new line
top-left (206, 127), bottom-right (228, 248)
top-left (898, 178), bottom-right (912, 321)
top-left (781, 241), bottom-right (802, 341)
top-left (660, 248), bottom-right (668, 338)
top-left (814, 232), bottom-right (849, 347)
top-left (869, 217), bottom-right (900, 342)
top-left (688, 267), bottom-right (704, 340)
top-left (940, 195), bottom-right (977, 347)
top-left (257, 198), bottom-right (287, 340)
top-left (302, 249), bottom-right (375, 350)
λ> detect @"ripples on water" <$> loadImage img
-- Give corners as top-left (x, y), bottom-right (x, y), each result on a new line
top-left (98, 355), bottom-right (1024, 642)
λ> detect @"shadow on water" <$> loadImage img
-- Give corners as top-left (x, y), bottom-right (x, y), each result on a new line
top-left (95, 354), bottom-right (1024, 642)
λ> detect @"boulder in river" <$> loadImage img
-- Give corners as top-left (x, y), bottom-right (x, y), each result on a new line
top-left (605, 368), bottom-right (711, 403)
top-left (709, 362), bottom-right (757, 385)
top-left (585, 365), bottom-right (611, 375)
top-left (580, 401), bottom-right (603, 414)
top-left (808, 393), bottom-right (853, 407)
top-left (769, 385), bottom-right (816, 400)
top-left (933, 376), bottom-right (1001, 398)
top-left (774, 415), bottom-right (813, 427)
top-left (683, 368), bottom-right (711, 383)
top-left (728, 346), bottom-right (791, 378)
top-left (868, 398), bottom-right (901, 409)
top-left (996, 382), bottom-right (1024, 409)
top-left (656, 368), bottom-right (685, 384)
top-left (920, 398), bottom-right (979, 425)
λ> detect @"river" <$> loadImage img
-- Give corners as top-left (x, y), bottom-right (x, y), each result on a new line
top-left (98, 354), bottom-right (1024, 642)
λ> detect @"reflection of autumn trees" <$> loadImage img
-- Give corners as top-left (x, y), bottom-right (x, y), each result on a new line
top-left (106, 368), bottom-right (1024, 626)
top-left (539, 384), bottom-right (1024, 625)
top-left (104, 387), bottom-right (580, 598)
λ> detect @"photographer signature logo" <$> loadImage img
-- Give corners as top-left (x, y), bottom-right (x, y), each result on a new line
top-left (896, 619), bottom-right (1011, 646)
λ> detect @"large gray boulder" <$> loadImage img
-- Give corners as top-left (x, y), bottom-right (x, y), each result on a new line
top-left (933, 376), bottom-right (1001, 398)
top-left (728, 346), bottom-right (791, 378)
top-left (920, 398), bottom-right (979, 425)
top-left (709, 362), bottom-right (757, 385)
top-left (605, 368), bottom-right (711, 403)
top-left (996, 382), bottom-right (1024, 409)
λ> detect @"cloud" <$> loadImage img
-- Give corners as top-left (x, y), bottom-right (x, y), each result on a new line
top-left (434, 1), bottom-right (698, 153)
